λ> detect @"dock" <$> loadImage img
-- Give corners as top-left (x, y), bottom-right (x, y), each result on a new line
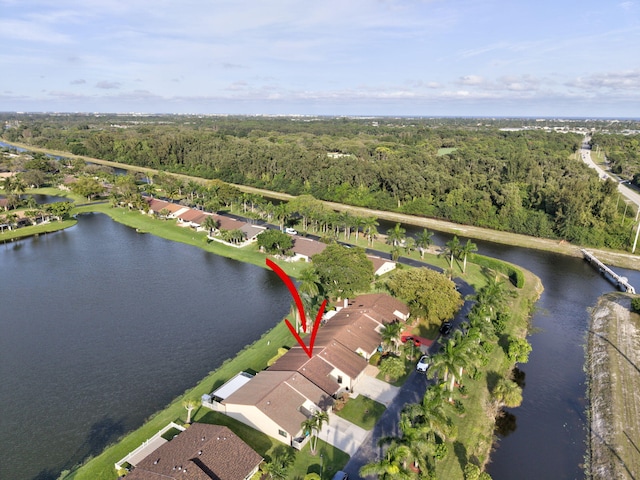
top-left (581, 249), bottom-right (636, 294)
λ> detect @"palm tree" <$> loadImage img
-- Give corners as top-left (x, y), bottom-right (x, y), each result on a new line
top-left (442, 236), bottom-right (461, 271)
top-left (359, 441), bottom-right (414, 480)
top-left (415, 229), bottom-right (434, 259)
top-left (202, 215), bottom-right (219, 236)
top-left (429, 338), bottom-right (471, 401)
top-left (460, 239), bottom-right (478, 274)
top-left (362, 216), bottom-right (379, 246)
top-left (302, 410), bottom-right (329, 455)
top-left (298, 267), bottom-right (323, 327)
top-left (492, 378), bottom-right (523, 407)
top-left (404, 237), bottom-right (416, 256)
top-left (274, 203), bottom-right (289, 232)
top-left (380, 321), bottom-right (403, 354)
top-left (386, 223), bottom-right (406, 247)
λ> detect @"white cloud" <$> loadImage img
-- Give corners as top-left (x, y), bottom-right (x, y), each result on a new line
top-left (568, 70), bottom-right (640, 91)
top-left (459, 75), bottom-right (484, 86)
top-left (95, 81), bottom-right (121, 90)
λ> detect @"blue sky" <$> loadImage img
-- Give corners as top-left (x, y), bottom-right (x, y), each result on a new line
top-left (1, 0), bottom-right (639, 117)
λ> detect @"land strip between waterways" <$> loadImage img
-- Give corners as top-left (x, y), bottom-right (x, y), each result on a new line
top-left (588, 293), bottom-right (640, 480)
top-left (4, 141), bottom-right (640, 272)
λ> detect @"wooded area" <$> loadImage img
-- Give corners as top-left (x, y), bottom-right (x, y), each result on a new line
top-left (2, 114), bottom-right (638, 250)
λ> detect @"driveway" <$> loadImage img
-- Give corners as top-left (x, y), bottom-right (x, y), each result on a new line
top-left (319, 413), bottom-right (369, 456)
top-left (352, 368), bottom-right (401, 406)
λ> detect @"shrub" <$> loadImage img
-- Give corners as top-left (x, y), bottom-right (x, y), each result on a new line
top-left (369, 351), bottom-right (382, 366)
top-left (631, 296), bottom-right (640, 313)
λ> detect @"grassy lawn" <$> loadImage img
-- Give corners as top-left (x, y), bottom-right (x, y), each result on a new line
top-left (0, 217), bottom-right (77, 241)
top-left (335, 395), bottom-right (386, 430)
top-left (437, 147), bottom-right (458, 156)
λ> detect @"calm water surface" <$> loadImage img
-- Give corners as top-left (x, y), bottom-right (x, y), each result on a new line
top-left (0, 213), bottom-right (291, 480)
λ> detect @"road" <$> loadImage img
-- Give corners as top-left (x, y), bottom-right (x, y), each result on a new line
top-left (580, 136), bottom-right (640, 213)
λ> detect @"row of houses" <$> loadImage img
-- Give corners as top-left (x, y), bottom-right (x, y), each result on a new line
top-left (202, 293), bottom-right (410, 449)
top-left (144, 197), bottom-right (397, 275)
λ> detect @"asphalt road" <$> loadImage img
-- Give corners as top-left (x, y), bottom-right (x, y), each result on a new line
top-left (581, 137), bottom-right (640, 211)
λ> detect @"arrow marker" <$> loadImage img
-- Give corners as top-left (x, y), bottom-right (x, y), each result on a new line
top-left (266, 258), bottom-right (327, 358)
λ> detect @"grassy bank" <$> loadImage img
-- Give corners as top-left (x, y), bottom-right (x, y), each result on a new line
top-left (587, 293), bottom-right (640, 480)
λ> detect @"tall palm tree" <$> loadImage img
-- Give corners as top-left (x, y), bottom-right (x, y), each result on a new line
top-left (304, 410), bottom-right (328, 455)
top-left (363, 217), bottom-right (379, 246)
top-left (442, 236), bottom-right (461, 270)
top-left (460, 239), bottom-right (478, 273)
top-left (415, 229), bottom-right (434, 259)
top-left (297, 267), bottom-right (324, 331)
top-left (429, 338), bottom-right (471, 401)
top-left (386, 223), bottom-right (406, 247)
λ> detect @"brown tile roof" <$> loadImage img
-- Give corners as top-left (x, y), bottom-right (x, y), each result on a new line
top-left (291, 237), bottom-right (327, 258)
top-left (347, 293), bottom-right (410, 322)
top-left (214, 214), bottom-right (245, 231)
top-left (125, 423), bottom-right (262, 480)
top-left (223, 370), bottom-right (333, 435)
top-left (178, 209), bottom-right (210, 225)
top-left (268, 347), bottom-right (341, 395)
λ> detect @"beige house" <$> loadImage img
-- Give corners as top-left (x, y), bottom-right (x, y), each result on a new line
top-left (215, 370), bottom-right (333, 448)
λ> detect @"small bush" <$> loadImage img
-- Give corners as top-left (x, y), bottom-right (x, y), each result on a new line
top-left (369, 351), bottom-right (382, 366)
top-left (631, 296), bottom-right (640, 313)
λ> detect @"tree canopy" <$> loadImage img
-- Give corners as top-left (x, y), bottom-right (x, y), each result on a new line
top-left (385, 267), bottom-right (462, 323)
top-left (311, 244), bottom-right (374, 299)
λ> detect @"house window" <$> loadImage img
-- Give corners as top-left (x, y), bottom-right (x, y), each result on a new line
top-left (278, 429), bottom-right (287, 438)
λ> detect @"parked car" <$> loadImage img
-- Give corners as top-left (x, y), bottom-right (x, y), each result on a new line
top-left (416, 355), bottom-right (430, 373)
top-left (400, 334), bottom-right (422, 347)
top-left (439, 322), bottom-right (452, 335)
top-left (332, 471), bottom-right (349, 480)
top-left (284, 227), bottom-right (298, 235)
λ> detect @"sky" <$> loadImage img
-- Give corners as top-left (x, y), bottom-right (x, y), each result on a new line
top-left (1, 0), bottom-right (639, 117)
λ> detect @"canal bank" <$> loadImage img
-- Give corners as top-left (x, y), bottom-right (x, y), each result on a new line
top-left (587, 293), bottom-right (640, 480)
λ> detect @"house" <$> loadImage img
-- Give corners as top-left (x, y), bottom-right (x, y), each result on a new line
top-left (268, 341), bottom-right (367, 396)
top-left (267, 293), bottom-right (410, 396)
top-left (217, 370), bottom-right (333, 448)
top-left (289, 236), bottom-right (327, 262)
top-left (124, 423), bottom-right (262, 480)
top-left (367, 254), bottom-right (396, 276)
top-left (176, 208), bottom-right (211, 228)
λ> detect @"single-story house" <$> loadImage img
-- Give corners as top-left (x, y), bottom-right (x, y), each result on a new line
top-left (289, 236), bottom-right (327, 262)
top-left (367, 254), bottom-right (396, 276)
top-left (124, 423), bottom-right (262, 480)
top-left (176, 208), bottom-right (211, 228)
top-left (219, 370), bottom-right (333, 448)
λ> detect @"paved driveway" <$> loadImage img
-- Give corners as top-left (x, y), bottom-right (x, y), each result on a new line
top-left (319, 414), bottom-right (369, 456)
top-left (352, 371), bottom-right (401, 406)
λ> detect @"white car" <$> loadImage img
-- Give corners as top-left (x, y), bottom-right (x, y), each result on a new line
top-left (416, 355), bottom-right (430, 373)
top-left (284, 227), bottom-right (298, 235)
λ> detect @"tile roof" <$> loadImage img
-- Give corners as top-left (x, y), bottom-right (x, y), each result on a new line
top-left (291, 237), bottom-right (327, 258)
top-left (125, 423), bottom-right (262, 480)
top-left (223, 371), bottom-right (333, 435)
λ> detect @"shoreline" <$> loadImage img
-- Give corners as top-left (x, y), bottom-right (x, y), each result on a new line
top-left (3, 140), bottom-right (640, 271)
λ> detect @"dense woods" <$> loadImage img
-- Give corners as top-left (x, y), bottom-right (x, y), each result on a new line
top-left (2, 114), bottom-right (639, 250)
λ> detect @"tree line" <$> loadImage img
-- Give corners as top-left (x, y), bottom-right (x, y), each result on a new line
top-left (2, 115), bottom-right (637, 250)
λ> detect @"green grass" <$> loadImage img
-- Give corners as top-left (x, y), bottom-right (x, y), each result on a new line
top-left (335, 396), bottom-right (386, 430)
top-left (0, 218), bottom-right (77, 241)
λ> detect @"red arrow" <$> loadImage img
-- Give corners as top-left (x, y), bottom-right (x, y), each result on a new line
top-left (266, 258), bottom-right (327, 358)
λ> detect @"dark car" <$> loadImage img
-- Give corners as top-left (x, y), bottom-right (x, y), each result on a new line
top-left (440, 322), bottom-right (452, 335)
top-left (332, 472), bottom-right (349, 480)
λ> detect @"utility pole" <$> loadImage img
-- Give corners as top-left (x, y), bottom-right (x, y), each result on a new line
top-left (633, 221), bottom-right (640, 254)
